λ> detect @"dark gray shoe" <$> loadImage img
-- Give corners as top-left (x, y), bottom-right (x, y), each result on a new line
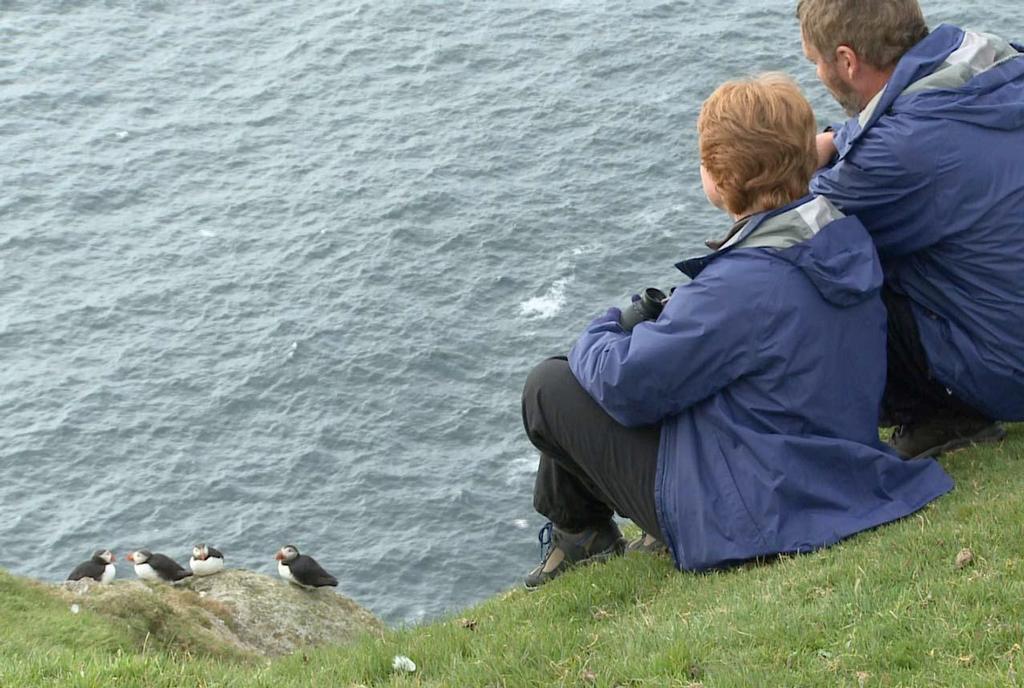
top-left (890, 417), bottom-right (1006, 459)
top-left (524, 521), bottom-right (625, 589)
top-left (625, 533), bottom-right (669, 555)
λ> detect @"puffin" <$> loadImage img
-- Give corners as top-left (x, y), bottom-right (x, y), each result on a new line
top-left (275, 544), bottom-right (338, 589)
top-left (189, 543), bottom-right (225, 577)
top-left (67, 549), bottom-right (117, 584)
top-left (126, 549), bottom-right (193, 583)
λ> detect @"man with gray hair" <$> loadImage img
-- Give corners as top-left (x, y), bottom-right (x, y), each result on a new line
top-left (798, 0), bottom-right (1024, 458)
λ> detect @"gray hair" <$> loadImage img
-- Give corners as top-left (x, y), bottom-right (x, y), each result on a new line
top-left (797, 0), bottom-right (929, 69)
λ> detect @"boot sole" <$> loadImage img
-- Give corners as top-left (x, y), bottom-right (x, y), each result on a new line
top-left (911, 424), bottom-right (1007, 459)
top-left (524, 539), bottom-right (626, 591)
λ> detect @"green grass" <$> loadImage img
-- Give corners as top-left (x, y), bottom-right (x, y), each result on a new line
top-left (3, 427), bottom-right (1024, 687)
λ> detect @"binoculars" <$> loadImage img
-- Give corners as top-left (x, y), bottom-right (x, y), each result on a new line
top-left (619, 287), bottom-right (668, 332)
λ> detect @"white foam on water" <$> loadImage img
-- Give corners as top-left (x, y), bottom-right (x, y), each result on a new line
top-left (520, 241), bottom-right (608, 319)
top-left (519, 278), bottom-right (569, 319)
top-left (512, 518), bottom-right (529, 530)
top-left (571, 241), bottom-right (603, 257)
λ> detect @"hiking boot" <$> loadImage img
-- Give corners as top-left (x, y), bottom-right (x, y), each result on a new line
top-left (890, 416), bottom-right (1006, 459)
top-left (524, 521), bottom-right (625, 590)
top-left (625, 532), bottom-right (669, 555)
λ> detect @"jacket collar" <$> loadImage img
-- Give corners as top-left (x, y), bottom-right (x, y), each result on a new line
top-left (675, 195), bottom-right (841, 279)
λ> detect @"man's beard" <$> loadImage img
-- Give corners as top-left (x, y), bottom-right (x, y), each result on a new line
top-left (823, 67), bottom-right (862, 117)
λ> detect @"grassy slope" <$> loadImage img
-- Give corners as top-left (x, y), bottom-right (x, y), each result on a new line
top-left (3, 426), bottom-right (1023, 687)
top-left (0, 569), bottom-right (252, 687)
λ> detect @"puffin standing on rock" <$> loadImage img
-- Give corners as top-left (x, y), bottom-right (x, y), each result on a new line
top-left (67, 549), bottom-right (117, 583)
top-left (127, 549), bottom-right (193, 583)
top-left (189, 543), bottom-right (225, 577)
top-left (275, 545), bottom-right (338, 589)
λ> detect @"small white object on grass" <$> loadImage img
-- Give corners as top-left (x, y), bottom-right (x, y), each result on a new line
top-left (392, 655), bottom-right (416, 673)
top-left (955, 547), bottom-right (974, 568)
top-left (70, 604), bottom-right (80, 614)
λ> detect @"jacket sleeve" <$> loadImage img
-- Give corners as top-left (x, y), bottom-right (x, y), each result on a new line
top-left (568, 266), bottom-right (762, 427)
top-left (810, 126), bottom-right (953, 258)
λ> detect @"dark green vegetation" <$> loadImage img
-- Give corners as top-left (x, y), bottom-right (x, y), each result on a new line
top-left (2, 427), bottom-right (1021, 687)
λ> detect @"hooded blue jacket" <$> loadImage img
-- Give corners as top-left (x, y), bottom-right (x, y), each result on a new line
top-left (811, 25), bottom-right (1024, 420)
top-left (569, 196), bottom-right (952, 571)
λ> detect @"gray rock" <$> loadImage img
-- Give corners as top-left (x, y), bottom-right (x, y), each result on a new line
top-left (184, 569), bottom-right (384, 656)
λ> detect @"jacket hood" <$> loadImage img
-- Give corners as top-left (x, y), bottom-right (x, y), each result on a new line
top-left (677, 196), bottom-right (882, 307)
top-left (773, 213), bottom-right (883, 307)
top-left (839, 25), bottom-right (1024, 153)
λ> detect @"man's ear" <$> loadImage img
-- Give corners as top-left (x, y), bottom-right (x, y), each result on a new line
top-left (834, 45), bottom-right (859, 80)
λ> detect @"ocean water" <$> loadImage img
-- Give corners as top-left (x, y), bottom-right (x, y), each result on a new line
top-left (1, 1), bottom-right (1020, 625)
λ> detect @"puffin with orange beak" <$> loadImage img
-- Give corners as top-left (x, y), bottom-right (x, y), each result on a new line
top-left (67, 549), bottom-right (117, 584)
top-left (275, 545), bottom-right (338, 589)
top-left (126, 549), bottom-right (192, 583)
top-left (189, 544), bottom-right (225, 577)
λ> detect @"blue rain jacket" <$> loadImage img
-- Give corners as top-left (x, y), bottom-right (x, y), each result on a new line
top-left (569, 196), bottom-right (953, 571)
top-left (811, 25), bottom-right (1024, 420)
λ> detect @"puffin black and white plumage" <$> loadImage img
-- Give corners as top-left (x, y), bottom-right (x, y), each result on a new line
top-left (189, 543), bottom-right (225, 577)
top-left (275, 544), bottom-right (338, 589)
top-left (67, 549), bottom-right (116, 584)
top-left (126, 549), bottom-right (193, 583)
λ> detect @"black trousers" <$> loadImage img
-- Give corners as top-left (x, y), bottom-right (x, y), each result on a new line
top-left (882, 286), bottom-right (989, 426)
top-left (522, 357), bottom-right (665, 541)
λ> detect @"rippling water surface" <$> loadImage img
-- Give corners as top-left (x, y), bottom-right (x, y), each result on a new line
top-left (1, 1), bottom-right (1018, 624)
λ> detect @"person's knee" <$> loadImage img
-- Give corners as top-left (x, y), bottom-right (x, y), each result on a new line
top-left (524, 356), bottom-right (572, 403)
top-left (522, 357), bottom-right (574, 428)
